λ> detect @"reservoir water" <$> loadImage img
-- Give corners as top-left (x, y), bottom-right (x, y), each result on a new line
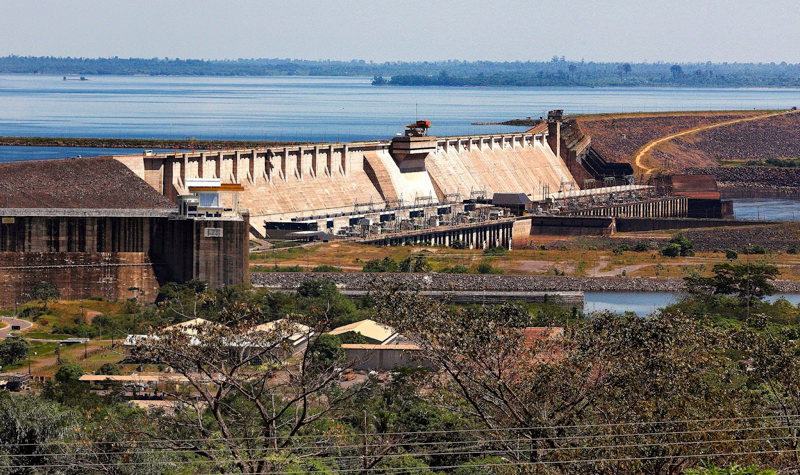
top-left (584, 292), bottom-right (800, 316)
top-left (2, 74), bottom-right (800, 162)
top-left (733, 198), bottom-right (800, 221)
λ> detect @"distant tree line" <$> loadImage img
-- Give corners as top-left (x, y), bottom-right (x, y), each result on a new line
top-left (3, 55), bottom-right (800, 87)
top-left (375, 59), bottom-right (800, 87)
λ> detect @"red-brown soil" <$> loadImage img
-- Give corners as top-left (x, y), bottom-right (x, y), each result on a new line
top-left (575, 111), bottom-right (769, 165)
top-left (668, 112), bottom-right (800, 163)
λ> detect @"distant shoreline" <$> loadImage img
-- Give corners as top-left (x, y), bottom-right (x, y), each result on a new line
top-left (5, 55), bottom-right (800, 88)
top-left (0, 137), bottom-right (290, 149)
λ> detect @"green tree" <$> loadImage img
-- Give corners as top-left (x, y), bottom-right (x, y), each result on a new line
top-left (130, 311), bottom-right (367, 474)
top-left (376, 288), bottom-right (752, 473)
top-left (685, 463), bottom-right (776, 475)
top-left (55, 362), bottom-right (84, 383)
top-left (399, 255), bottom-right (431, 273)
top-left (96, 363), bottom-right (121, 375)
top-left (670, 234), bottom-right (695, 256)
top-left (685, 262), bottom-right (779, 304)
top-left (670, 64), bottom-right (684, 79)
top-left (0, 336), bottom-right (29, 366)
top-left (310, 334), bottom-right (345, 369)
top-left (31, 281), bottom-right (60, 311)
top-left (0, 394), bottom-right (76, 470)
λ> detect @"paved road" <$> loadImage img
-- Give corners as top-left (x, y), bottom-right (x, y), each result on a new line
top-left (0, 317), bottom-right (33, 338)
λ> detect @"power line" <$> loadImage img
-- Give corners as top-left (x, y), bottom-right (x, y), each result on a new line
top-left (4, 428), bottom-right (800, 460)
top-left (3, 446), bottom-right (800, 472)
top-left (2, 413), bottom-right (799, 449)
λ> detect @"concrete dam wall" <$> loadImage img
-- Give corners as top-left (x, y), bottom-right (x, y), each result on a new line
top-left (114, 131), bottom-right (577, 237)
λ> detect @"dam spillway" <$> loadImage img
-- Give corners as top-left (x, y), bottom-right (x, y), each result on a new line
top-left (114, 129), bottom-right (578, 237)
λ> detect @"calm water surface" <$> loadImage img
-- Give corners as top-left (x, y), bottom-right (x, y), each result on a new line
top-left (733, 198), bottom-right (800, 221)
top-left (3, 74), bottom-right (800, 147)
top-left (585, 292), bottom-right (800, 316)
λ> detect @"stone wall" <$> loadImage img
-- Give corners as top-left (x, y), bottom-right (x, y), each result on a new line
top-left (0, 213), bottom-right (250, 307)
top-left (0, 252), bottom-right (160, 307)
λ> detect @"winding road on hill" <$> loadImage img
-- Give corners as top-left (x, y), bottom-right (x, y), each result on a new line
top-left (633, 109), bottom-right (800, 175)
top-left (0, 317), bottom-right (32, 338)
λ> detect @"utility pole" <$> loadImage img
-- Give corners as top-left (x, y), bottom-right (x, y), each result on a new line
top-left (746, 243), bottom-right (751, 320)
top-left (363, 410), bottom-right (368, 471)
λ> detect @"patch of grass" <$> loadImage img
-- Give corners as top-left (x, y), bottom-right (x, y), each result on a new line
top-left (23, 332), bottom-right (73, 340)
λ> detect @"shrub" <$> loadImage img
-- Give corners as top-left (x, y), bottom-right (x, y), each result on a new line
top-left (312, 265), bottom-right (341, 273)
top-left (725, 249), bottom-right (739, 260)
top-left (52, 324), bottom-right (100, 338)
top-left (633, 242), bottom-right (649, 252)
top-left (450, 240), bottom-right (466, 250)
top-left (669, 234), bottom-right (695, 257)
top-left (613, 244), bottom-right (630, 255)
top-left (97, 363), bottom-right (121, 376)
top-left (337, 331), bottom-right (368, 344)
top-left (19, 307), bottom-right (46, 320)
top-left (788, 246), bottom-right (799, 255)
top-left (660, 243), bottom-right (681, 257)
top-left (439, 265), bottom-right (470, 274)
top-left (477, 262), bottom-right (503, 274)
top-left (483, 246), bottom-right (506, 256)
top-left (743, 244), bottom-right (766, 255)
top-left (363, 257), bottom-right (399, 273)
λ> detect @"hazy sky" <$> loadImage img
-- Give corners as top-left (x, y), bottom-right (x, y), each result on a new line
top-left (2, 0), bottom-right (799, 63)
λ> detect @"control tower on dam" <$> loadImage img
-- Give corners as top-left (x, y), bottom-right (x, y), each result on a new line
top-left (113, 122), bottom-right (577, 238)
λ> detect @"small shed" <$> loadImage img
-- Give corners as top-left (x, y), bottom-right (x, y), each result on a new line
top-left (491, 193), bottom-right (533, 216)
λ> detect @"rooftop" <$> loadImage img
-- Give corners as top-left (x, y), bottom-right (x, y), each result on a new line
top-left (492, 192), bottom-right (533, 206)
top-left (0, 157), bottom-right (175, 210)
top-left (328, 319), bottom-right (398, 344)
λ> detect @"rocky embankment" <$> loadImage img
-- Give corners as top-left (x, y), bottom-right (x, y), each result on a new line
top-left (684, 224), bottom-right (800, 252)
top-left (253, 272), bottom-right (686, 292)
top-left (252, 272), bottom-right (800, 294)
top-left (686, 166), bottom-right (800, 191)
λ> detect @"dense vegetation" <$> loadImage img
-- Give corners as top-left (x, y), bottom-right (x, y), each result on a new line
top-left (4, 55), bottom-right (800, 87)
top-left (6, 266), bottom-right (800, 472)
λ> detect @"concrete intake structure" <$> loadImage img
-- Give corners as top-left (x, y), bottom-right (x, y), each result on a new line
top-left (114, 129), bottom-right (577, 238)
top-left (0, 158), bottom-right (249, 307)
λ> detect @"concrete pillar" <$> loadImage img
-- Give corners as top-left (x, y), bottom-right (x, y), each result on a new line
top-left (327, 145), bottom-right (335, 176)
top-left (341, 145), bottom-right (349, 175)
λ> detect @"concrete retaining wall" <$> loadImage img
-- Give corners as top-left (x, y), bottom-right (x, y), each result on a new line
top-left (342, 344), bottom-right (432, 371)
top-left (0, 213), bottom-right (250, 307)
top-left (530, 216), bottom-right (615, 236)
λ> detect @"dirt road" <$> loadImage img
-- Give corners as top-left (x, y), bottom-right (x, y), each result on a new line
top-left (633, 109), bottom-right (800, 174)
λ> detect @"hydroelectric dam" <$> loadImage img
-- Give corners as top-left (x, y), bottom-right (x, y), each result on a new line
top-left (112, 112), bottom-right (695, 246)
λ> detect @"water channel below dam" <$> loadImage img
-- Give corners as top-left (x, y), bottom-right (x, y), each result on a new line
top-left (585, 292), bottom-right (800, 317)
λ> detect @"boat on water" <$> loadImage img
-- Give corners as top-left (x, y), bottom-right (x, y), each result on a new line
top-left (62, 75), bottom-right (88, 81)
